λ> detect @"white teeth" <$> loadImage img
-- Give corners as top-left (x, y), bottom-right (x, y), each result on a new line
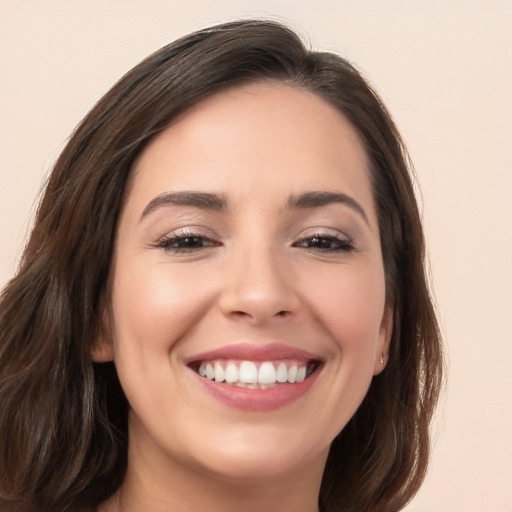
top-left (214, 361), bottom-right (225, 383)
top-left (235, 381), bottom-right (258, 389)
top-left (239, 361), bottom-right (258, 383)
top-left (258, 361), bottom-right (277, 384)
top-left (287, 365), bottom-right (298, 383)
top-left (224, 362), bottom-right (239, 383)
top-left (195, 359), bottom-right (314, 385)
top-left (235, 382), bottom-right (268, 389)
top-left (276, 362), bottom-right (288, 383)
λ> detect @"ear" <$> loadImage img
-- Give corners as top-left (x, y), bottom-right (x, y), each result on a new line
top-left (373, 305), bottom-right (393, 375)
top-left (91, 309), bottom-right (114, 362)
top-left (91, 335), bottom-right (114, 362)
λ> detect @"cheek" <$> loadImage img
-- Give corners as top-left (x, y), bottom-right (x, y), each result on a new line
top-left (303, 263), bottom-right (387, 351)
top-left (110, 259), bottom-right (216, 355)
top-left (293, 263), bottom-right (387, 437)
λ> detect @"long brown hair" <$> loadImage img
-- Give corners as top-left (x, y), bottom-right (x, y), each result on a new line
top-left (0, 20), bottom-right (443, 512)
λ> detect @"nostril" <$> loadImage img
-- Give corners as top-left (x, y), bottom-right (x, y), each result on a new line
top-left (232, 310), bottom-right (251, 318)
top-left (229, 309), bottom-right (291, 322)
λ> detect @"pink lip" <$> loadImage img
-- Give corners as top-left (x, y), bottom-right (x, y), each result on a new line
top-left (184, 342), bottom-right (320, 364)
top-left (184, 342), bottom-right (323, 412)
top-left (191, 368), bottom-right (320, 411)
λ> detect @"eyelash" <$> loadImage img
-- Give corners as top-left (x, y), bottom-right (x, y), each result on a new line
top-left (292, 234), bottom-right (355, 253)
top-left (156, 232), bottom-right (354, 254)
top-left (156, 233), bottom-right (220, 253)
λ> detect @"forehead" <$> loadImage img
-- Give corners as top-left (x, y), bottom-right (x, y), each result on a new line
top-left (127, 83), bottom-right (374, 217)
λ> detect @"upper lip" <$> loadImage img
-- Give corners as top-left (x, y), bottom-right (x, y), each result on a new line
top-left (184, 342), bottom-right (322, 365)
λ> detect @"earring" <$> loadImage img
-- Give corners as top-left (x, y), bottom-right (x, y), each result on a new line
top-left (380, 353), bottom-right (385, 365)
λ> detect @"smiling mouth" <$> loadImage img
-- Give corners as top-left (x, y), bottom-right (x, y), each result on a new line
top-left (189, 359), bottom-right (320, 389)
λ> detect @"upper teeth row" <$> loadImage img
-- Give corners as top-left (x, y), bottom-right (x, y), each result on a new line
top-left (197, 360), bottom-right (308, 384)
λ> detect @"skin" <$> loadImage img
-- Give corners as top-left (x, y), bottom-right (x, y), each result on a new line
top-left (95, 83), bottom-right (392, 512)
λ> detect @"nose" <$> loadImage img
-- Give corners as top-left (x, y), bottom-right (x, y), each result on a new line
top-left (219, 246), bottom-right (300, 326)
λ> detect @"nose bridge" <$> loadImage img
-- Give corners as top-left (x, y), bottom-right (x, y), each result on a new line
top-left (220, 237), bottom-right (298, 324)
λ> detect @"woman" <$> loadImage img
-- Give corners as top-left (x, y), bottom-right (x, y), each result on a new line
top-left (0, 20), bottom-right (443, 512)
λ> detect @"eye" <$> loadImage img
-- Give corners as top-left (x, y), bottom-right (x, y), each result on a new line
top-left (293, 234), bottom-right (355, 253)
top-left (156, 232), bottom-right (221, 253)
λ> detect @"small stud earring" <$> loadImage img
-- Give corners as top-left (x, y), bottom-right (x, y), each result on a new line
top-left (380, 353), bottom-right (385, 365)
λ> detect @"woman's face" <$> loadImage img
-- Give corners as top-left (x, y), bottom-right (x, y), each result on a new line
top-left (98, 83), bottom-right (391, 483)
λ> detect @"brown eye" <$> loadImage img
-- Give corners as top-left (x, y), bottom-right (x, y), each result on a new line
top-left (158, 234), bottom-right (220, 253)
top-left (294, 235), bottom-right (354, 252)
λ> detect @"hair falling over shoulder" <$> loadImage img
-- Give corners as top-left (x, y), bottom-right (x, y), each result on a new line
top-left (0, 19), bottom-right (443, 512)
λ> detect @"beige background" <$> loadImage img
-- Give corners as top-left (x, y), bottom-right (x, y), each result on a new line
top-left (1, 1), bottom-right (511, 510)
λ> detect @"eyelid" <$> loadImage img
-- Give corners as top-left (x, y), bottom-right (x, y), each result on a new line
top-left (157, 225), bottom-right (218, 240)
top-left (293, 226), bottom-right (352, 240)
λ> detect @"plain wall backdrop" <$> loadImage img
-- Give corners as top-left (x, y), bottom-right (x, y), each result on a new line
top-left (1, 1), bottom-right (511, 510)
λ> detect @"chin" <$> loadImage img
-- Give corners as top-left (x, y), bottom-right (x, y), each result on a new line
top-left (199, 448), bottom-right (326, 484)
top-left (181, 423), bottom-right (331, 483)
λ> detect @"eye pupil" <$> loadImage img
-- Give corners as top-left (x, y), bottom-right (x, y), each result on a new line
top-left (311, 237), bottom-right (331, 249)
top-left (157, 233), bottom-right (220, 253)
top-left (294, 234), bottom-right (353, 253)
top-left (181, 236), bottom-right (202, 247)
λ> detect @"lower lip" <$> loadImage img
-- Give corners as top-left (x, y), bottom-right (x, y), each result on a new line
top-left (192, 369), bottom-right (320, 411)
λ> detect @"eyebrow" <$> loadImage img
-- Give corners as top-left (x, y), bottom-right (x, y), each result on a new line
top-left (140, 191), bottom-right (227, 219)
top-left (287, 191), bottom-right (369, 226)
top-left (140, 190), bottom-right (369, 226)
